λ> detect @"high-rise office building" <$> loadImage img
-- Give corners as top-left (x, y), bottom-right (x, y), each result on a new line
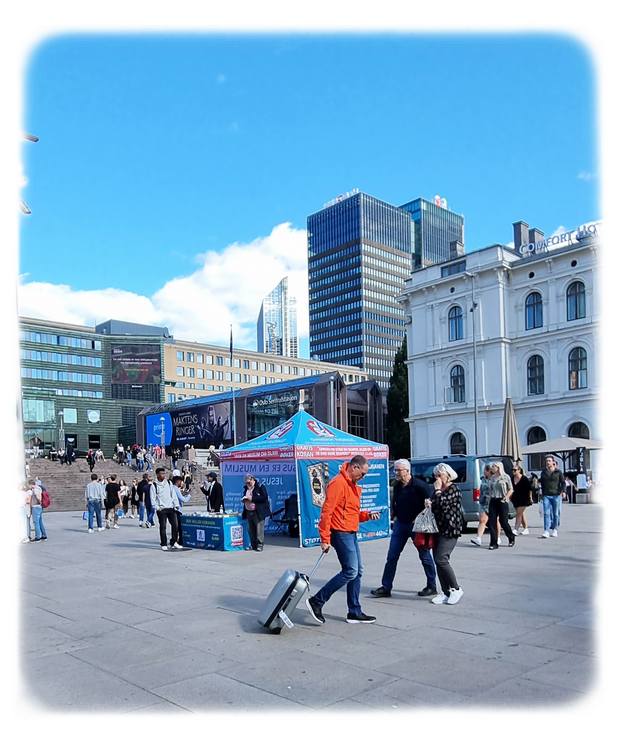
top-left (257, 276), bottom-right (298, 358)
top-left (399, 195), bottom-right (465, 270)
top-left (307, 190), bottom-right (411, 391)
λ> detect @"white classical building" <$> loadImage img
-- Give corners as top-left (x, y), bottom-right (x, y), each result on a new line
top-left (399, 221), bottom-right (600, 476)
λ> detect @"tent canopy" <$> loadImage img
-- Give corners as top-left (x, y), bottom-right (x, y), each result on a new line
top-left (220, 409), bottom-right (388, 458)
top-left (521, 437), bottom-right (601, 454)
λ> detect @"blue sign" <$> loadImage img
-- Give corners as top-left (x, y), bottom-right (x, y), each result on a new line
top-left (221, 460), bottom-right (298, 533)
top-left (297, 459), bottom-right (390, 547)
top-left (145, 412), bottom-right (172, 446)
top-left (181, 513), bottom-right (250, 551)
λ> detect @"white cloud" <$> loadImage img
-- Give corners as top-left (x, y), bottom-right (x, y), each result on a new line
top-left (18, 222), bottom-right (309, 352)
top-left (577, 171), bottom-right (595, 182)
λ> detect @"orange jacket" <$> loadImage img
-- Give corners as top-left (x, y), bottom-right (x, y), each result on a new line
top-left (318, 463), bottom-right (370, 545)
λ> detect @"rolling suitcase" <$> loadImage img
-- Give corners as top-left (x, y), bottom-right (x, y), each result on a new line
top-left (258, 552), bottom-right (325, 634)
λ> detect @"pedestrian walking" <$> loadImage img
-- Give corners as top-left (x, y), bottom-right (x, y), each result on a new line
top-left (119, 479), bottom-right (130, 517)
top-left (104, 474), bottom-right (121, 529)
top-left (427, 463), bottom-right (464, 605)
top-left (86, 449), bottom-right (96, 473)
top-left (66, 444), bottom-right (75, 466)
top-left (150, 467), bottom-right (180, 551)
top-left (470, 464), bottom-right (500, 546)
top-left (539, 456), bottom-right (565, 538)
top-left (130, 478), bottom-right (140, 518)
top-left (370, 458), bottom-right (437, 599)
top-left (510, 465), bottom-right (533, 535)
top-left (241, 474), bottom-right (271, 552)
top-left (28, 479), bottom-right (48, 541)
top-left (487, 462), bottom-right (516, 550)
top-left (306, 456), bottom-right (381, 625)
top-left (84, 473), bottom-right (105, 532)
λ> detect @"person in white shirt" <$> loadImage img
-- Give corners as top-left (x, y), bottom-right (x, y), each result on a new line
top-left (150, 467), bottom-right (180, 550)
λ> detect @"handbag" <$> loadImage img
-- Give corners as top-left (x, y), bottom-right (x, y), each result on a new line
top-left (412, 507), bottom-right (438, 534)
top-left (412, 532), bottom-right (436, 550)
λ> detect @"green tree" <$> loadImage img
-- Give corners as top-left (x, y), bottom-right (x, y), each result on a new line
top-left (386, 336), bottom-right (410, 459)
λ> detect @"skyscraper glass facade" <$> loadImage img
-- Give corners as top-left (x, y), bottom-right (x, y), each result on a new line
top-left (307, 192), bottom-right (411, 390)
top-left (257, 276), bottom-right (298, 358)
top-left (400, 197), bottom-right (464, 269)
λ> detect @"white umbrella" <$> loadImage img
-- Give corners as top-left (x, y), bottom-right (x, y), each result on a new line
top-left (500, 398), bottom-right (522, 461)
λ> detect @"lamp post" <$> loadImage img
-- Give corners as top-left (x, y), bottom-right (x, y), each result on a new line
top-left (58, 410), bottom-right (65, 451)
top-left (464, 272), bottom-right (479, 454)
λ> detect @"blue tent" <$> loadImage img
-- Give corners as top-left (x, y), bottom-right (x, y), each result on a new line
top-left (220, 410), bottom-right (390, 547)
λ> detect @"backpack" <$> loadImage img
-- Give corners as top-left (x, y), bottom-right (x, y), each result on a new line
top-left (41, 489), bottom-right (51, 509)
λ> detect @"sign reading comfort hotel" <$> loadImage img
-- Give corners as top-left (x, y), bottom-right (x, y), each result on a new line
top-left (520, 221), bottom-right (600, 257)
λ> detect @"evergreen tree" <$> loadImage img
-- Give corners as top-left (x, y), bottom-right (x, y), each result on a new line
top-left (386, 336), bottom-right (410, 459)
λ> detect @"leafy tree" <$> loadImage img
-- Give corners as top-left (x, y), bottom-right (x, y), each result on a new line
top-left (386, 336), bottom-right (410, 459)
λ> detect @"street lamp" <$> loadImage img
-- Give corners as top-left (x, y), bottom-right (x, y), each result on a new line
top-left (57, 410), bottom-right (65, 451)
top-left (464, 271), bottom-right (479, 454)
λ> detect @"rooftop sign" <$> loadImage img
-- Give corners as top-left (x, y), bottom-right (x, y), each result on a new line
top-left (323, 188), bottom-right (360, 209)
top-left (520, 221), bottom-right (600, 256)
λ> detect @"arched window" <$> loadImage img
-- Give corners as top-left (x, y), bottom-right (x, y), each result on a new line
top-left (566, 281), bottom-right (586, 321)
top-left (450, 432), bottom-right (467, 454)
top-left (527, 355), bottom-right (545, 395)
top-left (568, 421), bottom-right (591, 471)
top-left (525, 291), bottom-right (543, 330)
top-left (568, 347), bottom-right (588, 390)
top-left (527, 426), bottom-right (547, 471)
top-left (448, 306), bottom-right (463, 342)
top-left (450, 365), bottom-right (465, 403)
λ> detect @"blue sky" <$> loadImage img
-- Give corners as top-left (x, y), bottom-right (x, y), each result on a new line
top-left (19, 33), bottom-right (598, 354)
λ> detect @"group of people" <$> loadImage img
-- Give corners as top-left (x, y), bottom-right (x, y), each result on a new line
top-left (305, 453), bottom-right (571, 627)
top-left (84, 467), bottom-right (195, 549)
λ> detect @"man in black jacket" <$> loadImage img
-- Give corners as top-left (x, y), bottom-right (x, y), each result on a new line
top-left (202, 471), bottom-right (224, 512)
top-left (540, 455), bottom-right (565, 538)
top-left (370, 459), bottom-right (437, 598)
top-left (241, 474), bottom-right (270, 551)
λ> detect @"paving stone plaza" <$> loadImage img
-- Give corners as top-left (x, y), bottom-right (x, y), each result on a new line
top-left (20, 502), bottom-right (602, 713)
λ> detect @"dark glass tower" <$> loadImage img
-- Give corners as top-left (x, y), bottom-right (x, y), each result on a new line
top-left (307, 191), bottom-right (411, 391)
top-left (399, 196), bottom-right (465, 269)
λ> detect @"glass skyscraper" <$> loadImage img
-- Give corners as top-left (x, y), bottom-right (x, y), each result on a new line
top-left (307, 191), bottom-right (411, 391)
top-left (257, 276), bottom-right (298, 358)
top-left (399, 196), bottom-right (465, 270)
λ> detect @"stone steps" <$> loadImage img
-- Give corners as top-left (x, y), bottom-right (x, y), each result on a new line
top-left (27, 458), bottom-right (214, 512)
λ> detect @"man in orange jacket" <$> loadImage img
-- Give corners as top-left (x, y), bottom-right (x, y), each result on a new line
top-left (306, 455), bottom-right (381, 625)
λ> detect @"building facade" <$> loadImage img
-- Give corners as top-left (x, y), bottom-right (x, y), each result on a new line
top-left (138, 372), bottom-right (384, 448)
top-left (257, 276), bottom-right (298, 357)
top-left (399, 221), bottom-right (600, 476)
top-left (399, 195), bottom-right (465, 270)
top-left (20, 316), bottom-right (369, 455)
top-left (20, 318), bottom-right (167, 455)
top-left (307, 190), bottom-right (412, 390)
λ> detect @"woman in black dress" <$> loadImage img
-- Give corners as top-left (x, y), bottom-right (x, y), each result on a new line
top-left (511, 465), bottom-right (533, 535)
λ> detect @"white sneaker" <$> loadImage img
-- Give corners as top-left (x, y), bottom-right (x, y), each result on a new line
top-left (512, 528), bottom-right (520, 536)
top-left (521, 528), bottom-right (530, 535)
top-left (447, 588), bottom-right (464, 605)
top-left (497, 538), bottom-right (502, 546)
top-left (172, 542), bottom-right (183, 549)
top-left (541, 530), bottom-right (550, 538)
top-left (431, 593), bottom-right (449, 605)
top-left (97, 527), bottom-right (105, 532)
top-left (88, 528), bottom-right (94, 534)
top-left (161, 545), bottom-right (169, 551)
top-left (21, 537), bottom-right (31, 543)
top-left (113, 524), bottom-right (119, 529)
top-left (470, 537), bottom-right (482, 546)
top-left (550, 529), bottom-right (558, 537)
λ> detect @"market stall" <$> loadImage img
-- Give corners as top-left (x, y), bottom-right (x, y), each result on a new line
top-left (220, 410), bottom-right (390, 547)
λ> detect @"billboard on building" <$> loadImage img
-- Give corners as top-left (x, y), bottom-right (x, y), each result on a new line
top-left (111, 344), bottom-right (161, 384)
top-left (146, 400), bottom-right (232, 448)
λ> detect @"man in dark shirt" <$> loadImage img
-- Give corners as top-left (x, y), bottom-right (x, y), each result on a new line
top-left (540, 455), bottom-right (565, 538)
top-left (104, 474), bottom-right (121, 529)
top-left (137, 472), bottom-right (154, 528)
top-left (371, 459), bottom-right (437, 598)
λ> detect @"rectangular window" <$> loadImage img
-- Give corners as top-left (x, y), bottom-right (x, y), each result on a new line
top-left (225, 372), bottom-right (232, 381)
top-left (197, 368), bottom-right (204, 378)
top-left (251, 376), bottom-right (258, 384)
top-left (187, 368), bottom-right (195, 378)
top-left (176, 351), bottom-right (184, 361)
top-left (186, 352), bottom-right (194, 362)
top-left (196, 383), bottom-right (205, 390)
top-left (206, 370), bottom-right (213, 379)
top-left (233, 358), bottom-right (241, 368)
top-left (176, 366), bottom-right (184, 376)
top-left (233, 373), bottom-right (241, 382)
top-left (216, 356), bottom-right (224, 366)
top-left (205, 355), bottom-right (213, 364)
top-left (197, 353), bottom-right (204, 363)
top-left (251, 361), bottom-right (257, 370)
top-left (62, 408), bottom-right (78, 424)
top-left (21, 398), bottom-right (55, 424)
top-left (275, 365), bottom-right (282, 373)
top-left (243, 360), bottom-right (250, 369)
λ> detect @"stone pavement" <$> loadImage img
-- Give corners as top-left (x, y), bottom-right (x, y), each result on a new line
top-left (20, 503), bottom-right (600, 712)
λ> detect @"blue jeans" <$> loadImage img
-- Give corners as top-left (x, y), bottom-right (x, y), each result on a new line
top-left (31, 506), bottom-right (47, 539)
top-left (87, 499), bottom-right (102, 529)
top-left (381, 519), bottom-right (437, 591)
top-left (139, 502), bottom-right (146, 522)
top-left (313, 531), bottom-right (364, 616)
top-left (147, 506), bottom-right (155, 525)
top-left (542, 495), bottom-right (562, 530)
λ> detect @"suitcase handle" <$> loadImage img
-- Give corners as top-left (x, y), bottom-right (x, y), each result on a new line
top-left (307, 551), bottom-right (326, 580)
